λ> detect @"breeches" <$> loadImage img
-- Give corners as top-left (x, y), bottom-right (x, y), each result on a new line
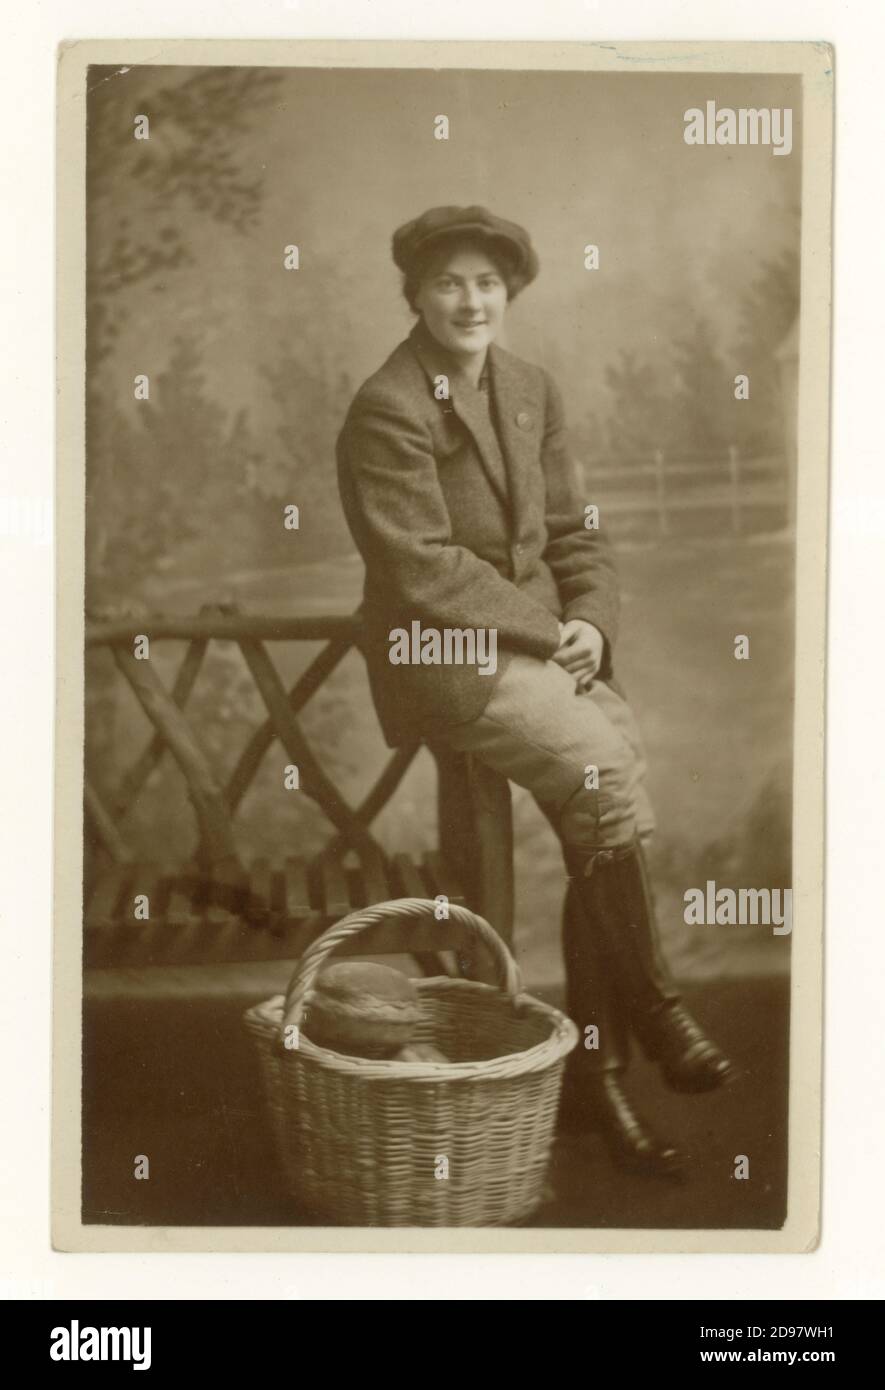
top-left (438, 653), bottom-right (656, 851)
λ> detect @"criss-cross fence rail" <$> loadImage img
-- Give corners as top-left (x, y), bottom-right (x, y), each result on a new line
top-left (83, 605), bottom-right (514, 972)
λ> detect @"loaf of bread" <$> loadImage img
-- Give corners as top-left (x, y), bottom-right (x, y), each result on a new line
top-left (393, 1042), bottom-right (451, 1065)
top-left (301, 961), bottom-right (420, 1057)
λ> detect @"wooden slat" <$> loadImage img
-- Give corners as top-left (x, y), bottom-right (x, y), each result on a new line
top-left (161, 867), bottom-right (211, 964)
top-left (84, 863), bottom-right (155, 966)
top-left (165, 869), bottom-right (202, 929)
top-left (391, 852), bottom-right (428, 899)
top-left (194, 860), bottom-right (249, 963)
top-left (175, 914), bottom-right (468, 964)
top-left (283, 857), bottom-right (313, 925)
top-left (203, 871), bottom-right (244, 927)
top-left (83, 871), bottom-right (474, 968)
top-left (175, 867), bottom-right (272, 966)
top-left (100, 865), bottom-right (197, 967)
top-left (318, 857), bottom-right (351, 919)
top-left (118, 861), bottom-right (166, 963)
top-left (245, 858), bottom-right (273, 929)
top-left (267, 911), bottom-right (467, 959)
top-left (359, 847), bottom-right (390, 907)
top-left (335, 914), bottom-right (469, 957)
top-left (422, 850), bottom-right (466, 905)
top-left (219, 858), bottom-right (273, 962)
top-left (129, 862), bottom-right (165, 915)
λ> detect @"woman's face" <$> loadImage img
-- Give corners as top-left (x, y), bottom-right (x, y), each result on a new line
top-left (414, 246), bottom-right (509, 360)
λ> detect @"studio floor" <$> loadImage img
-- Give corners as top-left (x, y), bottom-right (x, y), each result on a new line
top-left (82, 972), bottom-right (788, 1232)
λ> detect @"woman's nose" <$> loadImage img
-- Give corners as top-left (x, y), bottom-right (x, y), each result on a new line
top-left (460, 283), bottom-right (481, 311)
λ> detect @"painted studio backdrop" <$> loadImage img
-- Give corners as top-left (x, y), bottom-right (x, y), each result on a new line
top-left (83, 64), bottom-right (799, 1226)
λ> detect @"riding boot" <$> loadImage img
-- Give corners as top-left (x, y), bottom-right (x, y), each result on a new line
top-left (559, 877), bottom-right (685, 1178)
top-left (566, 840), bottom-right (737, 1093)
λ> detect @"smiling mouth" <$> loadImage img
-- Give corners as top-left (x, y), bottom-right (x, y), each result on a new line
top-left (454, 321), bottom-right (486, 328)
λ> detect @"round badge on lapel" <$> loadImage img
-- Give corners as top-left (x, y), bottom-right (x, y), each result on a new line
top-left (516, 411), bottom-right (533, 431)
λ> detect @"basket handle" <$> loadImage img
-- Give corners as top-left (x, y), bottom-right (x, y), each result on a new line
top-left (282, 897), bottom-right (522, 1030)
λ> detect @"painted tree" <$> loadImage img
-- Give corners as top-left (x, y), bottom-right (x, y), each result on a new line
top-left (86, 64), bottom-right (283, 588)
top-left (86, 64), bottom-right (282, 364)
top-left (601, 349), bottom-right (673, 460)
top-left (731, 245), bottom-right (801, 454)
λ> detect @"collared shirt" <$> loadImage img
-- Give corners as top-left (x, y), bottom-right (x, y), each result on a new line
top-left (411, 320), bottom-right (511, 502)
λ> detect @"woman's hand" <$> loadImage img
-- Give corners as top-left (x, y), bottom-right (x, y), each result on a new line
top-left (553, 619), bottom-right (605, 691)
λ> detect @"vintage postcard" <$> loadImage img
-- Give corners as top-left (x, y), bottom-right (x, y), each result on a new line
top-left (54, 38), bottom-right (832, 1252)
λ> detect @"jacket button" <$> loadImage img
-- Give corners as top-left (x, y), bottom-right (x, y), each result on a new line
top-left (515, 411), bottom-right (532, 430)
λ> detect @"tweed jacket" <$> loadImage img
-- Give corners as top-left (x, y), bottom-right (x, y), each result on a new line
top-left (336, 317), bottom-right (621, 747)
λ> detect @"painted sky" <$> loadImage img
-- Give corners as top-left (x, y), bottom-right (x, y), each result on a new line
top-left (98, 65), bottom-right (801, 433)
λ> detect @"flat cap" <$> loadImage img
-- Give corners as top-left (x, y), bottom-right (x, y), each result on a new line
top-left (392, 205), bottom-right (539, 285)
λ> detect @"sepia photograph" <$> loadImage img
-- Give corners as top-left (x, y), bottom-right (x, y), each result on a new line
top-left (53, 39), bottom-right (831, 1252)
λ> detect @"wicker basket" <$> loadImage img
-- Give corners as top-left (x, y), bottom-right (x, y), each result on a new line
top-left (243, 897), bottom-right (578, 1227)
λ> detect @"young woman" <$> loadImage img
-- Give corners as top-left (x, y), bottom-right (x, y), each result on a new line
top-left (336, 205), bottom-right (735, 1178)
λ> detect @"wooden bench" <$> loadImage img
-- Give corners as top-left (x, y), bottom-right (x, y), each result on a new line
top-left (84, 603), bottom-right (514, 974)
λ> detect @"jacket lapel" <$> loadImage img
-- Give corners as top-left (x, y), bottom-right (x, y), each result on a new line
top-left (407, 321), bottom-right (510, 507)
top-left (487, 343), bottom-right (541, 527)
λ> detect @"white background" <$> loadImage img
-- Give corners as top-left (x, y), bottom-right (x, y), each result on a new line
top-left (1, 0), bottom-right (880, 1301)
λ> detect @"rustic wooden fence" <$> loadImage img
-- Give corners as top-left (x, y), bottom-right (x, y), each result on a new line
top-left (83, 604), bottom-right (515, 973)
top-left (586, 447), bottom-right (789, 539)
